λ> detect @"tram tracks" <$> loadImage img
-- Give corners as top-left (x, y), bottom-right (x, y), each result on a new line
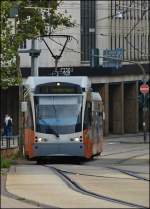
top-left (52, 168), bottom-right (137, 180)
top-left (47, 165), bottom-right (149, 181)
top-left (86, 150), bottom-right (149, 180)
top-left (45, 165), bottom-right (147, 208)
top-left (44, 150), bottom-right (149, 208)
top-left (102, 147), bottom-right (149, 157)
top-left (106, 166), bottom-right (149, 181)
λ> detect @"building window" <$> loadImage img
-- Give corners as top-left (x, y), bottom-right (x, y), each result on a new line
top-left (9, 5), bottom-right (18, 18)
top-left (19, 40), bottom-right (27, 49)
top-left (81, 0), bottom-right (96, 62)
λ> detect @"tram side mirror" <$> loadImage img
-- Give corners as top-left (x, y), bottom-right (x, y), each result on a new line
top-left (21, 101), bottom-right (27, 112)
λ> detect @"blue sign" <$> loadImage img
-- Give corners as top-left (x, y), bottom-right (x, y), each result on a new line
top-left (103, 48), bottom-right (123, 69)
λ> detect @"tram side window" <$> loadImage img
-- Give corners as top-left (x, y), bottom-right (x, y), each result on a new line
top-left (83, 102), bottom-right (92, 129)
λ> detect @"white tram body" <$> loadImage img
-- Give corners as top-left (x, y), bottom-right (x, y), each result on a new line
top-left (23, 76), bottom-right (104, 160)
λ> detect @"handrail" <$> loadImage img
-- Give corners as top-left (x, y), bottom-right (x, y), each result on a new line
top-left (0, 135), bottom-right (19, 149)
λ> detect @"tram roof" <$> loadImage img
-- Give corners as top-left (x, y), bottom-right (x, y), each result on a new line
top-left (24, 76), bottom-right (91, 90)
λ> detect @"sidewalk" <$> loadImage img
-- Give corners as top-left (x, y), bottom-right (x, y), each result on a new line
top-left (105, 132), bottom-right (150, 144)
top-left (1, 195), bottom-right (40, 208)
top-left (1, 169), bottom-right (41, 208)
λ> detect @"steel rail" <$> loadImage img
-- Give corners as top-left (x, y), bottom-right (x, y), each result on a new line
top-left (106, 166), bottom-right (149, 182)
top-left (52, 165), bottom-right (149, 182)
top-left (116, 152), bottom-right (149, 165)
top-left (102, 147), bottom-right (148, 157)
top-left (50, 167), bottom-right (140, 181)
top-left (47, 166), bottom-right (147, 209)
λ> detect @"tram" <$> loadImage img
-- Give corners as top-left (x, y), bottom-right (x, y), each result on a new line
top-left (23, 76), bottom-right (104, 162)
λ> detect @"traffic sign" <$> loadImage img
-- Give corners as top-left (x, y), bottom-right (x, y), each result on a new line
top-left (140, 84), bottom-right (149, 94)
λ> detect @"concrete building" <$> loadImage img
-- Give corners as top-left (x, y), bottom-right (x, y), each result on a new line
top-left (1, 0), bottom-right (149, 136)
top-left (19, 1), bottom-right (149, 67)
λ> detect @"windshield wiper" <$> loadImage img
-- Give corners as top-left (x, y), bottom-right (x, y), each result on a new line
top-left (49, 127), bottom-right (59, 138)
top-left (52, 129), bottom-right (59, 138)
top-left (38, 119), bottom-right (59, 137)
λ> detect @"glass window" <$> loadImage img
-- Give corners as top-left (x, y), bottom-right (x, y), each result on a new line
top-left (19, 40), bottom-right (27, 49)
top-left (83, 102), bottom-right (92, 129)
top-left (34, 95), bottom-right (82, 135)
top-left (81, 0), bottom-right (96, 61)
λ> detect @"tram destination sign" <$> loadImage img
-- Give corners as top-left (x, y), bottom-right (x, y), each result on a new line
top-left (35, 82), bottom-right (82, 94)
top-left (140, 84), bottom-right (149, 94)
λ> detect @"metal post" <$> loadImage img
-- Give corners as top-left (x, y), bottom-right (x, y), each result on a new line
top-left (16, 54), bottom-right (24, 157)
top-left (19, 83), bottom-right (24, 157)
top-left (143, 93), bottom-right (147, 143)
top-left (31, 39), bottom-right (39, 76)
top-left (137, 63), bottom-right (147, 143)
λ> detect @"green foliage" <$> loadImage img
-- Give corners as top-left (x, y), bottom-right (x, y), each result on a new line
top-left (1, 150), bottom-right (24, 169)
top-left (1, 0), bottom-right (75, 89)
top-left (1, 157), bottom-right (11, 168)
top-left (11, 150), bottom-right (24, 160)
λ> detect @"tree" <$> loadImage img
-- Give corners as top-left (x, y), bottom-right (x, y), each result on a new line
top-left (0, 0), bottom-right (74, 89)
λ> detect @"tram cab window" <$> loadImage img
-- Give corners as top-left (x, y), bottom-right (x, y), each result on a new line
top-left (34, 95), bottom-right (82, 134)
top-left (83, 102), bottom-right (92, 129)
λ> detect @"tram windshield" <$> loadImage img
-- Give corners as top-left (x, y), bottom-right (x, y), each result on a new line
top-left (34, 95), bottom-right (82, 135)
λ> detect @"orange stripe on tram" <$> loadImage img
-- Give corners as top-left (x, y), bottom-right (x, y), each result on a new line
top-left (83, 128), bottom-right (93, 159)
top-left (24, 128), bottom-right (35, 158)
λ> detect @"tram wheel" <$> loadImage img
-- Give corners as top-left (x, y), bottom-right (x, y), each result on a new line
top-left (36, 159), bottom-right (44, 165)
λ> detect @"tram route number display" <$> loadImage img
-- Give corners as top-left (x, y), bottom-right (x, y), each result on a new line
top-left (50, 85), bottom-right (79, 94)
top-left (36, 83), bottom-right (82, 94)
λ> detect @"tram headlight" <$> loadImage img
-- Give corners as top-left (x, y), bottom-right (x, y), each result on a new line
top-left (36, 137), bottom-right (48, 142)
top-left (70, 137), bottom-right (81, 142)
top-left (74, 137), bottom-right (80, 142)
top-left (37, 137), bottom-right (43, 142)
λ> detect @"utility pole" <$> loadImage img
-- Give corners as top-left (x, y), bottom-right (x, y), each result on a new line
top-left (16, 54), bottom-right (24, 157)
top-left (18, 39), bottom-right (41, 76)
top-left (30, 38), bottom-right (41, 76)
top-left (18, 39), bottom-right (41, 157)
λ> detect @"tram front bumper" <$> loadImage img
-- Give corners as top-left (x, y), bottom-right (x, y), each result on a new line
top-left (32, 142), bottom-right (84, 158)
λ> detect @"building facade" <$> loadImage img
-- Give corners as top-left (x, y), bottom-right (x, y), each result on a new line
top-left (19, 0), bottom-right (149, 68)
